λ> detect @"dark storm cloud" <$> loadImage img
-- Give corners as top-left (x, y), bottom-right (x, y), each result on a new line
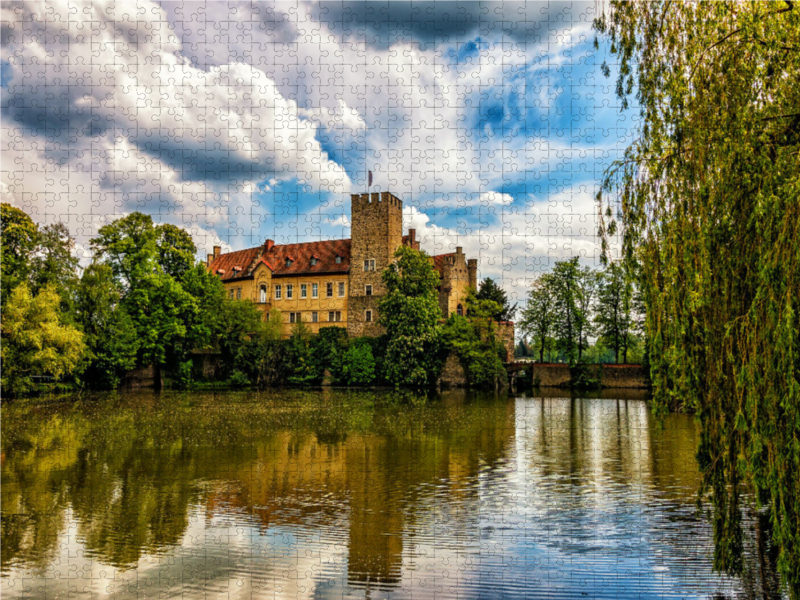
top-left (314, 1), bottom-right (590, 48)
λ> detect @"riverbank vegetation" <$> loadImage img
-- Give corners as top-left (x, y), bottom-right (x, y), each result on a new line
top-left (594, 1), bottom-right (799, 596)
top-left (0, 207), bottom-right (512, 395)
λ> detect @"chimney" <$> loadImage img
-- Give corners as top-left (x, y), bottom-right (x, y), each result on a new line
top-left (409, 228), bottom-right (416, 247)
top-left (456, 246), bottom-right (463, 255)
top-left (264, 239), bottom-right (275, 251)
top-left (213, 246), bottom-right (221, 258)
top-left (468, 258), bottom-right (478, 290)
top-left (207, 253), bottom-right (214, 267)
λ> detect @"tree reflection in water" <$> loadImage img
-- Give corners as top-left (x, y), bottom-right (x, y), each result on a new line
top-left (0, 389), bottom-right (783, 599)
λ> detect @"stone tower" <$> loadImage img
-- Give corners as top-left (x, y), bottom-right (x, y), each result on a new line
top-left (348, 191), bottom-right (403, 336)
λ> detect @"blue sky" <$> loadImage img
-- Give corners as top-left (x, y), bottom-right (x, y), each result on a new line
top-left (0, 0), bottom-right (635, 304)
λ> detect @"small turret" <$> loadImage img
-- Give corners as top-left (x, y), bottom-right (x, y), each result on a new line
top-left (468, 258), bottom-right (478, 290)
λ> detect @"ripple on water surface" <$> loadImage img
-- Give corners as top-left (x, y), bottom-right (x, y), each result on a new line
top-left (0, 390), bottom-right (780, 598)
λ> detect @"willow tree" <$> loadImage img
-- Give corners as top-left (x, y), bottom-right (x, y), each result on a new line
top-left (594, 2), bottom-right (799, 595)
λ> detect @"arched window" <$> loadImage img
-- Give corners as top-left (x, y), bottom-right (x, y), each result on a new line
top-left (456, 304), bottom-right (463, 317)
top-left (260, 285), bottom-right (267, 303)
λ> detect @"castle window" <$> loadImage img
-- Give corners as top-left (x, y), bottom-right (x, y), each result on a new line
top-left (328, 311), bottom-right (342, 322)
top-left (457, 304), bottom-right (463, 317)
top-left (312, 312), bottom-right (318, 323)
top-left (335, 255), bottom-right (342, 264)
top-left (301, 284), bottom-right (307, 298)
top-left (365, 284), bottom-right (372, 296)
top-left (260, 285), bottom-right (267, 303)
top-left (365, 310), bottom-right (373, 323)
top-left (289, 312), bottom-right (300, 324)
top-left (312, 283), bottom-right (319, 298)
top-left (236, 288), bottom-right (242, 300)
top-left (364, 259), bottom-right (376, 272)
top-left (326, 283), bottom-right (333, 298)
top-left (275, 285), bottom-right (282, 300)
top-left (338, 282), bottom-right (345, 297)
top-left (229, 289), bottom-right (234, 300)
top-left (286, 284), bottom-right (293, 299)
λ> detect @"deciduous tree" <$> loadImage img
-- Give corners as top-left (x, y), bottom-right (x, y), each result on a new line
top-left (1, 284), bottom-right (85, 395)
top-left (595, 2), bottom-right (800, 593)
top-left (379, 246), bottom-right (442, 387)
top-left (521, 273), bottom-right (556, 363)
top-left (475, 278), bottom-right (517, 322)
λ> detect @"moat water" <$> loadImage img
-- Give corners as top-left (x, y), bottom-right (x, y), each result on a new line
top-left (0, 389), bottom-right (782, 598)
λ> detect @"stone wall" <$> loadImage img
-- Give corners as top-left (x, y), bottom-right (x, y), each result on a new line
top-left (438, 352), bottom-right (468, 387)
top-left (122, 364), bottom-right (162, 390)
top-left (438, 248), bottom-right (471, 318)
top-left (531, 363), bottom-right (572, 387)
top-left (595, 364), bottom-right (649, 388)
top-left (496, 322), bottom-right (515, 362)
top-left (348, 192), bottom-right (402, 337)
top-left (525, 363), bottom-right (650, 389)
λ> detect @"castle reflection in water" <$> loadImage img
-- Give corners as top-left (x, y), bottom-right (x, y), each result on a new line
top-left (1, 389), bottom-right (776, 599)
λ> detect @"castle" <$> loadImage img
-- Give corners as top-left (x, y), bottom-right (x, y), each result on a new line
top-left (206, 192), bottom-right (477, 338)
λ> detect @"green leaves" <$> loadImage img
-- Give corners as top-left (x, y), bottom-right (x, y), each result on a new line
top-left (379, 246), bottom-right (443, 387)
top-left (475, 278), bottom-right (517, 322)
top-left (596, 2), bottom-right (800, 594)
top-left (1, 284), bottom-right (85, 395)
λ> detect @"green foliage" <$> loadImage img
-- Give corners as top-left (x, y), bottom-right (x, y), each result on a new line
top-left (228, 370), bottom-right (250, 388)
top-left (286, 321), bottom-right (315, 385)
top-left (75, 264), bottom-right (139, 389)
top-left (1, 203), bottom-right (39, 306)
top-left (534, 258), bottom-right (595, 364)
top-left (379, 246), bottom-right (443, 387)
top-left (174, 360), bottom-right (193, 390)
top-left (1, 285), bottom-right (86, 396)
top-left (90, 212), bottom-right (159, 289)
top-left (179, 263), bottom-right (226, 357)
top-left (475, 278), bottom-right (517, 321)
top-left (156, 224), bottom-right (197, 280)
top-left (215, 299), bottom-right (264, 373)
top-left (248, 308), bottom-right (288, 387)
top-left (594, 261), bottom-right (636, 364)
top-left (310, 326), bottom-right (349, 382)
top-left (520, 272), bottom-right (556, 362)
top-left (441, 310), bottom-right (506, 390)
top-left (596, 2), bottom-right (800, 594)
top-left (123, 270), bottom-right (197, 370)
top-left (340, 340), bottom-right (377, 386)
top-left (31, 222), bottom-right (80, 315)
top-left (570, 364), bottom-right (602, 391)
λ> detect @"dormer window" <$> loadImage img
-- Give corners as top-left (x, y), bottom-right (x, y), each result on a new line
top-left (335, 255), bottom-right (342, 264)
top-left (216, 269), bottom-right (225, 276)
top-left (232, 266), bottom-right (242, 274)
top-left (285, 258), bottom-right (293, 267)
top-left (310, 256), bottom-right (319, 266)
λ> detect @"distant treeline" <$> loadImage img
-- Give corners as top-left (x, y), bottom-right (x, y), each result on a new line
top-left (518, 257), bottom-right (646, 365)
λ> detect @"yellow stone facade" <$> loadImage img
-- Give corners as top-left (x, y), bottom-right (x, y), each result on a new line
top-left (208, 191), bottom-right (483, 338)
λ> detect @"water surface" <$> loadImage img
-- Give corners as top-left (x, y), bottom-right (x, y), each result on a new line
top-left (0, 389), bottom-right (776, 598)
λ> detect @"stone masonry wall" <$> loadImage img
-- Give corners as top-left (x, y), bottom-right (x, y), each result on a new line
top-left (438, 351), bottom-right (468, 387)
top-left (528, 363), bottom-right (650, 389)
top-left (496, 322), bottom-right (515, 362)
top-left (348, 192), bottom-right (402, 337)
top-left (438, 248), bottom-right (471, 318)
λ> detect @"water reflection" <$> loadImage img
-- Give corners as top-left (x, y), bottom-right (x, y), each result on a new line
top-left (0, 390), bottom-right (777, 598)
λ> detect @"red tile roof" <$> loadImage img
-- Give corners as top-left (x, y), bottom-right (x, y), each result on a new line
top-left (208, 247), bottom-right (263, 281)
top-left (208, 239), bottom-right (351, 281)
top-left (432, 253), bottom-right (454, 275)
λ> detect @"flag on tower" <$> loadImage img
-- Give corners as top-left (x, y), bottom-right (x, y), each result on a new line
top-left (368, 170), bottom-right (373, 187)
